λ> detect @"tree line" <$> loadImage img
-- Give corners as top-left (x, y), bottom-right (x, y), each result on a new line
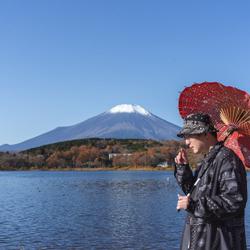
top-left (0, 138), bottom-right (202, 170)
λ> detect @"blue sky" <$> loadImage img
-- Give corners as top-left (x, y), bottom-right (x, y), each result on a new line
top-left (0, 0), bottom-right (250, 145)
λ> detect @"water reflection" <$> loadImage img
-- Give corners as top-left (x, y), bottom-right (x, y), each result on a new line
top-left (0, 171), bottom-right (248, 249)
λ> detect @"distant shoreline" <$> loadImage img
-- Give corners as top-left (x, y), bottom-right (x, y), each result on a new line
top-left (48, 167), bottom-right (175, 171)
top-left (1, 166), bottom-right (249, 171)
top-left (0, 166), bottom-right (175, 171)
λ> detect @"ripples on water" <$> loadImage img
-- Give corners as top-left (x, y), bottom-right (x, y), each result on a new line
top-left (0, 171), bottom-right (249, 249)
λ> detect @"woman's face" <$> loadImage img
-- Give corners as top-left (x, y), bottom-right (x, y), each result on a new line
top-left (184, 134), bottom-right (207, 154)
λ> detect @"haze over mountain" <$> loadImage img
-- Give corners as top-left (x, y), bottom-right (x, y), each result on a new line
top-left (0, 104), bottom-right (180, 151)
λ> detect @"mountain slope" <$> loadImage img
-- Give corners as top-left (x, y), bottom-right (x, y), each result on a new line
top-left (0, 104), bottom-right (180, 151)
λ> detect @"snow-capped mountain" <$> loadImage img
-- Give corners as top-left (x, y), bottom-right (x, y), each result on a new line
top-left (0, 104), bottom-right (180, 151)
top-left (109, 104), bottom-right (151, 116)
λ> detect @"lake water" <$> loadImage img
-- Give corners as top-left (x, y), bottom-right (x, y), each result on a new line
top-left (0, 171), bottom-right (249, 250)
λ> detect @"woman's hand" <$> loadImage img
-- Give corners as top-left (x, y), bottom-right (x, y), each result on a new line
top-left (177, 194), bottom-right (190, 210)
top-left (175, 148), bottom-right (188, 164)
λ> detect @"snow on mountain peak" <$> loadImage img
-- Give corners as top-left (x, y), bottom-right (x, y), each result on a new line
top-left (108, 104), bottom-right (151, 116)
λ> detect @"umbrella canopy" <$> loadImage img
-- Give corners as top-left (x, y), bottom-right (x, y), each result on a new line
top-left (178, 81), bottom-right (250, 168)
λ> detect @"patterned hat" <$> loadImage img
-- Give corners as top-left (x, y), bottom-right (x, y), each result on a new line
top-left (177, 113), bottom-right (218, 138)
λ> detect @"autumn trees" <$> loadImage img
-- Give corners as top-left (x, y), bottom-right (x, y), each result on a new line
top-left (0, 138), bottom-right (201, 170)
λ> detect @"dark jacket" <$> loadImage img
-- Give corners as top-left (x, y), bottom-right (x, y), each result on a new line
top-left (175, 142), bottom-right (247, 250)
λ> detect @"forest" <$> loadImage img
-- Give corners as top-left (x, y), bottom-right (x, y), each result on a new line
top-left (0, 138), bottom-right (203, 170)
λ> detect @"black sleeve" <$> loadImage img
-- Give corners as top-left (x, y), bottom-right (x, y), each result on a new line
top-left (186, 153), bottom-right (247, 219)
top-left (174, 163), bottom-right (195, 195)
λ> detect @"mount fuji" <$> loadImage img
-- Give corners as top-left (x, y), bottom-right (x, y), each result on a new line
top-left (0, 104), bottom-right (181, 151)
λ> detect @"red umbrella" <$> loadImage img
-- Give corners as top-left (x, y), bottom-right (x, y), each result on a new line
top-left (178, 81), bottom-right (250, 168)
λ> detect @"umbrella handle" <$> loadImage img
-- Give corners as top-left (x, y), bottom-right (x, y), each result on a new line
top-left (223, 126), bottom-right (237, 143)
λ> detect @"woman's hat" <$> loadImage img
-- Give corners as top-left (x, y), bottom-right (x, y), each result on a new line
top-left (177, 113), bottom-right (218, 138)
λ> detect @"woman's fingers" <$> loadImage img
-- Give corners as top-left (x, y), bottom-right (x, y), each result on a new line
top-left (177, 194), bottom-right (190, 210)
top-left (180, 148), bottom-right (188, 163)
top-left (175, 148), bottom-right (189, 164)
top-left (175, 151), bottom-right (183, 164)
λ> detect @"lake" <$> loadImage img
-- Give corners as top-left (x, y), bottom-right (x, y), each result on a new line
top-left (0, 171), bottom-right (249, 250)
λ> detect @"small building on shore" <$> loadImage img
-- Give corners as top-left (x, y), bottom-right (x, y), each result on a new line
top-left (157, 161), bottom-right (174, 168)
top-left (108, 153), bottom-right (132, 160)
